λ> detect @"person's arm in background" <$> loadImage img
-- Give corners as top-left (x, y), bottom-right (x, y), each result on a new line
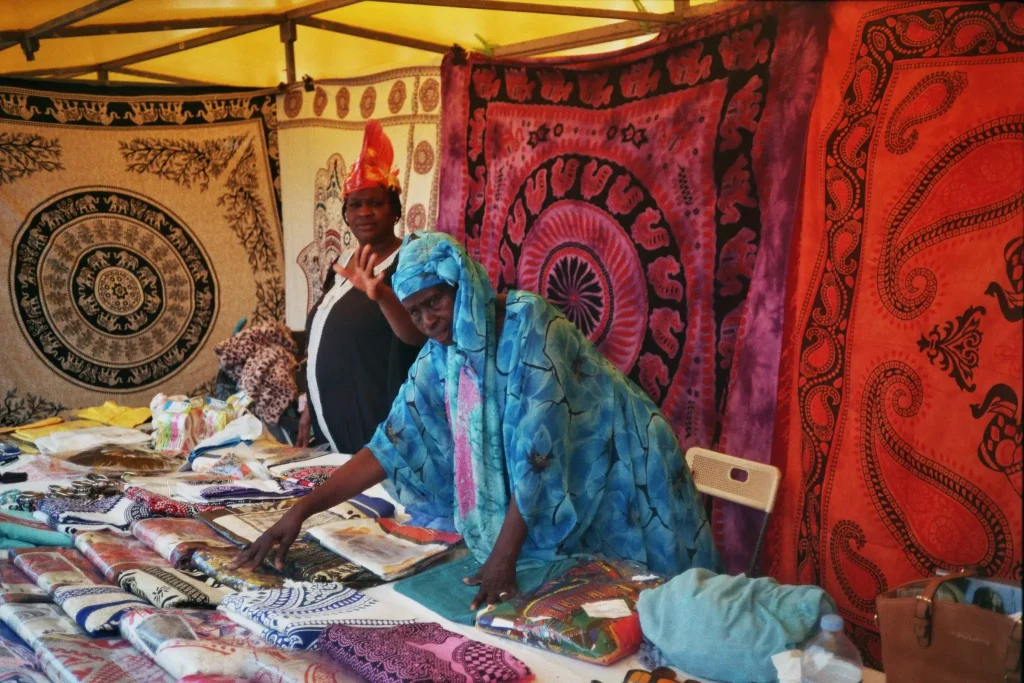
top-left (230, 447), bottom-right (386, 570)
top-left (335, 245), bottom-right (427, 346)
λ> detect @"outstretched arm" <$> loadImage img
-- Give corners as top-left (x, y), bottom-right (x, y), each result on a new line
top-left (465, 495), bottom-right (528, 609)
top-left (230, 447), bottom-right (386, 571)
top-left (334, 245), bottom-right (427, 346)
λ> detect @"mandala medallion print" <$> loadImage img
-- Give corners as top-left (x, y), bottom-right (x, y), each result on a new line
top-left (10, 188), bottom-right (218, 391)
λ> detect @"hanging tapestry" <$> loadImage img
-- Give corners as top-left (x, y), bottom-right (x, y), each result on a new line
top-left (436, 2), bottom-right (828, 572)
top-left (0, 77), bottom-right (283, 424)
top-left (279, 67), bottom-right (442, 328)
top-left (765, 0), bottom-right (1024, 667)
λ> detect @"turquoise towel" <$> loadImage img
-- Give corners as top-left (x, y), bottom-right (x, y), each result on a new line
top-left (0, 509), bottom-right (73, 548)
top-left (394, 554), bottom-right (580, 625)
top-left (637, 569), bottom-right (836, 683)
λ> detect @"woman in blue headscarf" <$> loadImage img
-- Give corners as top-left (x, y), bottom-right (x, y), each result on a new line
top-left (235, 232), bottom-right (718, 607)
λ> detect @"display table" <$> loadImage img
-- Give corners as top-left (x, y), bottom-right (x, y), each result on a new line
top-left (366, 583), bottom-right (886, 683)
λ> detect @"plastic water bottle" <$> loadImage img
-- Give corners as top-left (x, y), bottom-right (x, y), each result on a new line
top-left (801, 614), bottom-right (863, 682)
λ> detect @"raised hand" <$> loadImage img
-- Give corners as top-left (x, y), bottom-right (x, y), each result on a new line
top-left (334, 244), bottom-right (387, 301)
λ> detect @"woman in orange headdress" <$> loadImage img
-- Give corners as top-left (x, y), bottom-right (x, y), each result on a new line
top-left (299, 121), bottom-right (426, 453)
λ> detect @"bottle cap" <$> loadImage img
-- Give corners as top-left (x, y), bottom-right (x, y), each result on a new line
top-left (821, 614), bottom-right (844, 631)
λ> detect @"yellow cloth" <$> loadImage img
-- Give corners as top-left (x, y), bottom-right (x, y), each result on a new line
top-left (76, 402), bottom-right (152, 429)
top-left (0, 416), bottom-right (62, 435)
top-left (12, 419), bottom-right (104, 444)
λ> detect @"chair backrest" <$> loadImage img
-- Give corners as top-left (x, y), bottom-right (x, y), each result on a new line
top-left (685, 447), bottom-right (780, 513)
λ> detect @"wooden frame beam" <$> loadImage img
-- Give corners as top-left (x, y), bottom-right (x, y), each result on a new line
top-left (281, 21), bottom-right (298, 85)
top-left (0, 0), bottom-right (134, 55)
top-left (285, 0), bottom-right (365, 20)
top-left (372, 0), bottom-right (685, 23)
top-left (296, 16), bottom-right (450, 54)
top-left (0, 14), bottom-right (281, 41)
top-left (492, 2), bottom-right (720, 58)
top-left (110, 66), bottom-right (223, 86)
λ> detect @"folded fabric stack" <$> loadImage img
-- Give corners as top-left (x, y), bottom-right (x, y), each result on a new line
top-left (36, 633), bottom-right (174, 683)
top-left (313, 622), bottom-right (534, 683)
top-left (308, 519), bottom-right (462, 581)
top-left (241, 647), bottom-right (356, 683)
top-left (275, 541), bottom-right (381, 587)
top-left (10, 549), bottom-right (105, 593)
top-left (52, 585), bottom-right (151, 636)
top-left (0, 619), bottom-right (45, 682)
top-left (73, 532), bottom-right (168, 583)
top-left (120, 608), bottom-right (272, 680)
top-left (197, 495), bottom-right (394, 548)
top-left (218, 582), bottom-right (417, 648)
top-left (118, 567), bottom-right (234, 609)
top-left (278, 466), bottom-right (337, 488)
top-left (476, 559), bottom-right (665, 665)
top-left (0, 604), bottom-right (81, 651)
top-left (74, 402), bottom-right (151, 429)
top-left (0, 511), bottom-right (72, 551)
top-left (190, 549), bottom-right (287, 592)
top-left (0, 560), bottom-right (47, 605)
top-left (177, 480), bottom-right (310, 505)
top-left (132, 519), bottom-right (234, 568)
top-left (123, 487), bottom-right (226, 519)
top-left (35, 496), bottom-right (147, 535)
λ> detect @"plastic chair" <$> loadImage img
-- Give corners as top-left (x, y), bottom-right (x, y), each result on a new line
top-left (685, 447), bottom-right (781, 577)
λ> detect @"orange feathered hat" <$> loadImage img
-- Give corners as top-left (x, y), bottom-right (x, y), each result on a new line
top-left (343, 120), bottom-right (401, 195)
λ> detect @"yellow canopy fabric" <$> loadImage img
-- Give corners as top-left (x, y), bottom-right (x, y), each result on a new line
top-left (0, 0), bottom-right (716, 86)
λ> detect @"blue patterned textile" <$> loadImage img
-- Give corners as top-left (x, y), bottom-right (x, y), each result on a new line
top-left (371, 232), bottom-right (718, 576)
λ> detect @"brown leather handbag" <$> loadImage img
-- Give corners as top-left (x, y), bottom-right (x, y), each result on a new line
top-left (876, 571), bottom-right (1022, 683)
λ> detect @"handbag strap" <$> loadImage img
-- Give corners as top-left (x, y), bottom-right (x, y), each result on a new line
top-left (914, 570), bottom-right (977, 647)
top-left (1005, 618), bottom-right (1022, 682)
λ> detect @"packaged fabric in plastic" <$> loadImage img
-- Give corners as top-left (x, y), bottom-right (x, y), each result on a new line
top-left (0, 603), bottom-right (82, 651)
top-left (36, 633), bottom-right (173, 683)
top-left (73, 532), bottom-right (169, 582)
top-left (313, 622), bottom-right (533, 683)
top-left (131, 518), bottom-right (234, 569)
top-left (151, 396), bottom-right (206, 454)
top-left (0, 558), bottom-right (47, 604)
top-left (10, 548), bottom-right (104, 593)
top-left (241, 647), bottom-right (356, 683)
top-left (117, 566), bottom-right (234, 608)
top-left (190, 548), bottom-right (287, 593)
top-left (476, 558), bottom-right (664, 665)
top-left (307, 519), bottom-right (462, 581)
top-left (35, 496), bottom-right (147, 535)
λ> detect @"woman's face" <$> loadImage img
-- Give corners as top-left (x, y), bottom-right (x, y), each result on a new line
top-left (344, 186), bottom-right (397, 246)
top-left (402, 284), bottom-right (456, 346)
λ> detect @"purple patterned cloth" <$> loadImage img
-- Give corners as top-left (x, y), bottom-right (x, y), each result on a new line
top-left (313, 622), bottom-right (533, 683)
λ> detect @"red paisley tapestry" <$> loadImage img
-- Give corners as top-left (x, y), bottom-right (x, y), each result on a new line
top-left (437, 1), bottom-right (828, 573)
top-left (767, 0), bottom-right (1024, 666)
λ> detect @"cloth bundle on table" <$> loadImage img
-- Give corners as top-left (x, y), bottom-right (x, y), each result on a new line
top-left (476, 559), bottom-right (664, 665)
top-left (36, 634), bottom-right (173, 683)
top-left (131, 518), bottom-right (234, 569)
top-left (279, 467), bottom-right (335, 488)
top-left (197, 496), bottom-right (394, 548)
top-left (176, 480), bottom-right (310, 504)
top-left (34, 427), bottom-right (151, 455)
top-left (637, 569), bottom-right (835, 682)
top-left (313, 622), bottom-right (534, 683)
top-left (190, 549), bottom-right (287, 592)
top-left (393, 554), bottom-right (578, 626)
top-left (0, 618), bottom-right (37, 671)
top-left (241, 647), bottom-right (355, 683)
top-left (0, 604), bottom-right (81, 652)
top-left (119, 606), bottom-right (269, 655)
top-left (72, 532), bottom-right (169, 583)
top-left (74, 403), bottom-right (151, 430)
top-left (0, 560), bottom-right (45, 606)
top-left (0, 511), bottom-right (72, 550)
top-left (51, 585), bottom-right (150, 636)
top-left (123, 487), bottom-right (226, 519)
top-left (35, 496), bottom-right (147, 535)
top-left (307, 519), bottom-right (462, 581)
top-left (218, 582), bottom-right (417, 649)
top-left (0, 670), bottom-right (49, 682)
top-left (199, 454), bottom-right (273, 481)
top-left (117, 567), bottom-right (234, 609)
top-left (6, 423), bottom-right (100, 447)
top-left (214, 323), bottom-right (300, 425)
top-left (10, 549), bottom-right (104, 593)
top-left (266, 452), bottom-right (349, 476)
top-left (274, 541), bottom-right (381, 587)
